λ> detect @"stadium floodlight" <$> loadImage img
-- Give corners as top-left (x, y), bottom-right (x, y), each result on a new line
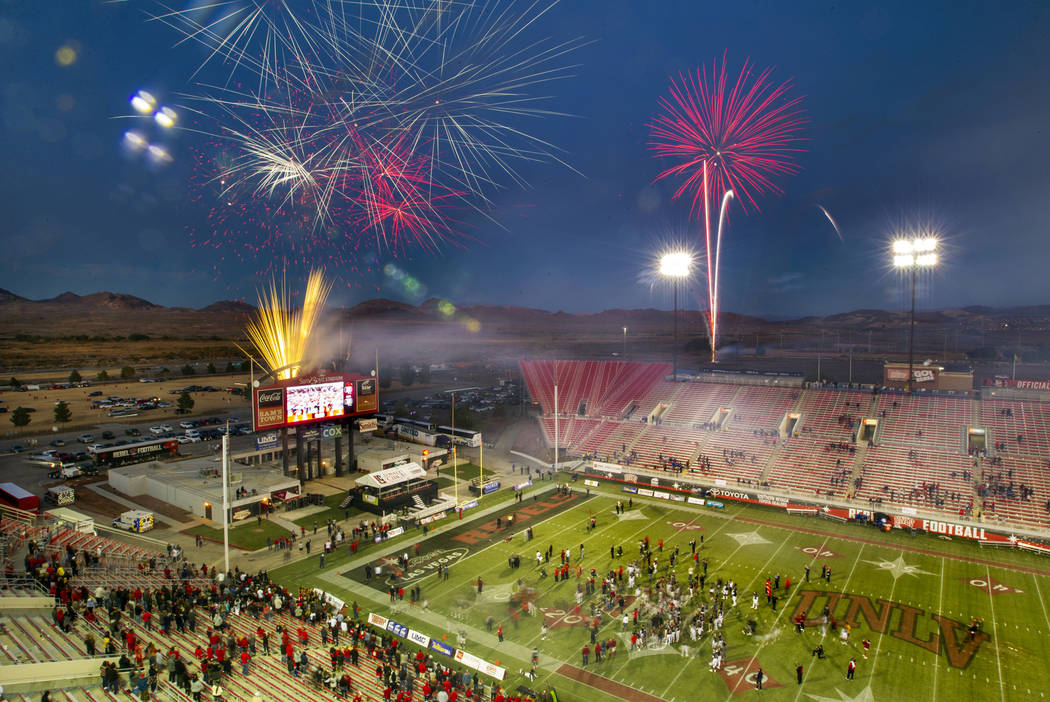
top-left (891, 237), bottom-right (939, 392)
top-left (660, 251), bottom-right (693, 381)
top-left (660, 252), bottom-right (693, 278)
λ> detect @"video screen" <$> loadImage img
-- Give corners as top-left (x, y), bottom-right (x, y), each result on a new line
top-left (286, 381), bottom-right (346, 424)
top-left (343, 381), bottom-right (354, 411)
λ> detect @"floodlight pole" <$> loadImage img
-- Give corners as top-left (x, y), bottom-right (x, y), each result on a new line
top-left (622, 327), bottom-right (627, 358)
top-left (906, 264), bottom-right (917, 393)
top-left (672, 280), bottom-right (679, 382)
top-left (221, 425), bottom-right (230, 576)
top-left (554, 383), bottom-right (559, 472)
top-left (451, 392), bottom-right (458, 507)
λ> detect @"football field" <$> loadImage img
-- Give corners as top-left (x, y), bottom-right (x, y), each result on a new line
top-left (273, 482), bottom-right (1050, 701)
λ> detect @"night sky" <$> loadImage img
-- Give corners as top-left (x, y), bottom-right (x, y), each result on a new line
top-left (2, 1), bottom-right (1049, 317)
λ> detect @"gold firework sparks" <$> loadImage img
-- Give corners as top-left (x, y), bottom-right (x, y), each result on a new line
top-left (243, 269), bottom-right (332, 380)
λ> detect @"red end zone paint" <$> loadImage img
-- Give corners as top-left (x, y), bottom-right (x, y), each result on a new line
top-left (451, 491), bottom-right (579, 545)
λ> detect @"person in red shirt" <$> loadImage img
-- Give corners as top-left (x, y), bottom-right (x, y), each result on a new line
top-left (240, 649), bottom-right (250, 674)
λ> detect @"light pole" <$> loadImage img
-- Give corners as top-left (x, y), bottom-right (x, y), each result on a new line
top-left (893, 237), bottom-right (938, 392)
top-left (660, 252), bottom-right (692, 381)
top-left (446, 387), bottom-right (479, 507)
top-left (622, 327), bottom-right (627, 358)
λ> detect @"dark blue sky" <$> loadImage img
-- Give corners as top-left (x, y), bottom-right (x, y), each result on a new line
top-left (2, 1), bottom-right (1049, 316)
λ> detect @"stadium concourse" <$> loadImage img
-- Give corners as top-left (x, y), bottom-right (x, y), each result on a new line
top-left (0, 516), bottom-right (547, 702)
top-left (521, 360), bottom-right (1050, 532)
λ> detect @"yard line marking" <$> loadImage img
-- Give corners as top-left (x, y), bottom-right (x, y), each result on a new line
top-left (1031, 573), bottom-right (1050, 634)
top-left (605, 508), bottom-right (744, 682)
top-left (931, 556), bottom-right (946, 700)
top-left (985, 565), bottom-right (1006, 702)
top-left (719, 535), bottom-right (799, 700)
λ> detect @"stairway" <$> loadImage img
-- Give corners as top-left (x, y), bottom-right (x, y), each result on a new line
top-left (412, 495), bottom-right (426, 509)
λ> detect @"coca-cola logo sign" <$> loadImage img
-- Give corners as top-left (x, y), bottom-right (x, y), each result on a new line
top-left (257, 389), bottom-right (283, 406)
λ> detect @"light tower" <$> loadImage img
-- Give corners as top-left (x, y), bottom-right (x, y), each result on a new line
top-left (892, 237), bottom-right (938, 392)
top-left (660, 252), bottom-right (692, 381)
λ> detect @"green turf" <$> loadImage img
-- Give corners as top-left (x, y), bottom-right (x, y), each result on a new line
top-left (432, 476), bottom-right (456, 489)
top-left (267, 481), bottom-right (1050, 701)
top-left (184, 518), bottom-right (291, 551)
top-left (438, 461), bottom-right (491, 482)
top-left (291, 493), bottom-right (355, 528)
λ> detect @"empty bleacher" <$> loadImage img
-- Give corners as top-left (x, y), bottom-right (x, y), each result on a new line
top-left (796, 389), bottom-right (869, 440)
top-left (980, 399), bottom-right (1050, 457)
top-left (766, 437), bottom-right (852, 498)
top-left (661, 382), bottom-right (738, 427)
top-left (874, 394), bottom-right (973, 452)
top-left (730, 386), bottom-right (801, 431)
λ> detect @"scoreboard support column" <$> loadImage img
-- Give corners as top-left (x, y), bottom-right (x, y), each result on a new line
top-left (296, 426), bottom-right (307, 481)
top-left (334, 420), bottom-right (344, 477)
top-left (282, 428), bottom-right (290, 477)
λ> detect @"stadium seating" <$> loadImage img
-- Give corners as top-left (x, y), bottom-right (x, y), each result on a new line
top-left (980, 399), bottom-right (1050, 457)
top-left (661, 382), bottom-right (738, 426)
top-left (525, 360), bottom-right (1050, 531)
top-left (796, 389), bottom-right (869, 440)
top-left (765, 437), bottom-right (851, 497)
top-left (873, 394), bottom-right (973, 452)
top-left (729, 386), bottom-right (800, 431)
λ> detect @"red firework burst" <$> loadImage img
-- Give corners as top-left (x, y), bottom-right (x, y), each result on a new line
top-left (353, 136), bottom-right (462, 251)
top-left (649, 54), bottom-right (806, 214)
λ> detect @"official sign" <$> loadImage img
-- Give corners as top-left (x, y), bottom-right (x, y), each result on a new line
top-left (358, 418), bottom-right (378, 433)
top-left (255, 432), bottom-right (279, 450)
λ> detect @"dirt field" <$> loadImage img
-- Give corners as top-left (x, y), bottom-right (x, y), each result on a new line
top-left (0, 372), bottom-right (250, 438)
top-left (0, 339), bottom-right (243, 371)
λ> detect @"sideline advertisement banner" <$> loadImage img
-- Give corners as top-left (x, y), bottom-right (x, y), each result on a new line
top-left (429, 639), bottom-right (455, 657)
top-left (592, 461), bottom-right (623, 474)
top-left (407, 629), bottom-right (430, 648)
top-left (584, 469), bottom-right (1043, 553)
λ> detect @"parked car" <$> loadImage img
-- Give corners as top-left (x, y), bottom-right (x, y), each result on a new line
top-left (179, 420), bottom-right (196, 429)
top-left (125, 428), bottom-right (142, 437)
top-left (77, 433), bottom-right (94, 443)
top-left (10, 444), bottom-right (25, 453)
top-left (149, 426), bottom-right (164, 435)
top-left (160, 424), bottom-right (173, 432)
top-left (101, 431), bottom-right (114, 440)
top-left (51, 439), bottom-right (66, 447)
top-left (88, 391), bottom-right (103, 397)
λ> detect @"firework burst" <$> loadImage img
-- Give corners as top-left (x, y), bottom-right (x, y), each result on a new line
top-left (649, 54), bottom-right (806, 214)
top-left (243, 268), bottom-right (333, 380)
top-left (138, 0), bottom-right (584, 277)
top-left (649, 54), bottom-right (806, 361)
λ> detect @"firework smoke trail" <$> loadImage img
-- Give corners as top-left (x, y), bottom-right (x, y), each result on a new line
top-left (709, 189), bottom-right (735, 357)
top-left (817, 204), bottom-right (844, 242)
top-left (650, 54), bottom-right (806, 361)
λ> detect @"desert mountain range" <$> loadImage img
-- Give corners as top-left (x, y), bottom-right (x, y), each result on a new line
top-left (1, 288), bottom-right (1047, 341)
